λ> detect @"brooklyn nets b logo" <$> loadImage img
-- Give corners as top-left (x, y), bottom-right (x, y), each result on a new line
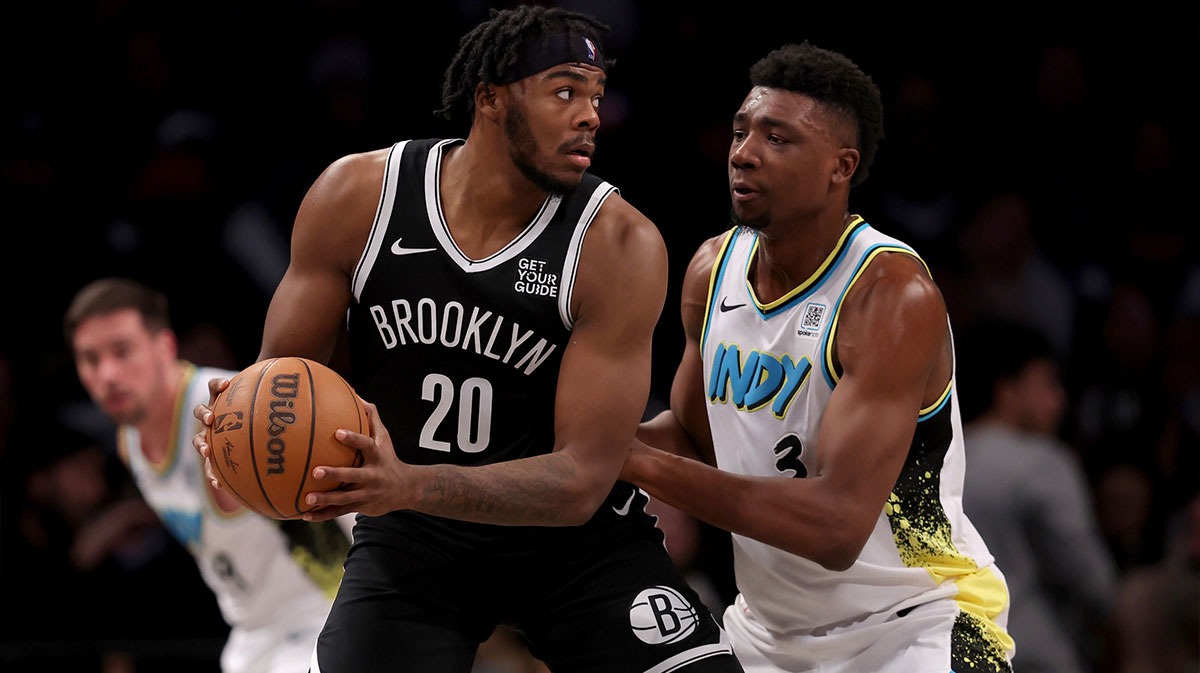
top-left (629, 586), bottom-right (699, 645)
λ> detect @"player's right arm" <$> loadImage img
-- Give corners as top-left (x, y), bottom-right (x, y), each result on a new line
top-left (258, 150), bottom-right (387, 361)
top-left (622, 234), bottom-right (726, 474)
top-left (193, 150), bottom-right (386, 480)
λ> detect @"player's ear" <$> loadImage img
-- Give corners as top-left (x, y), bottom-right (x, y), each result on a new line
top-left (153, 328), bottom-right (179, 361)
top-left (475, 82), bottom-right (502, 122)
top-left (831, 147), bottom-right (860, 186)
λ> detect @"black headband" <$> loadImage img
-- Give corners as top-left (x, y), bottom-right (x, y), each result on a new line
top-left (497, 32), bottom-right (606, 84)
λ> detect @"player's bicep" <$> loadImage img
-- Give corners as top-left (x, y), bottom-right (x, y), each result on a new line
top-left (260, 263), bottom-right (351, 362)
top-left (666, 236), bottom-right (727, 463)
top-left (667, 337), bottom-right (715, 463)
top-left (815, 372), bottom-right (921, 498)
top-left (553, 314), bottom-right (655, 466)
top-left (812, 259), bottom-right (947, 532)
top-left (553, 204), bottom-right (667, 482)
top-left (259, 152), bottom-right (385, 362)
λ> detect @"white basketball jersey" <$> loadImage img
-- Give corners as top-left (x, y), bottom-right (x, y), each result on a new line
top-left (118, 362), bottom-right (345, 632)
top-left (700, 220), bottom-right (1010, 651)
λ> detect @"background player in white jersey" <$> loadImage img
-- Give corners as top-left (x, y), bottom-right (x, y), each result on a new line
top-left (66, 278), bottom-right (352, 673)
top-left (620, 43), bottom-right (1015, 673)
top-left (191, 6), bottom-right (741, 673)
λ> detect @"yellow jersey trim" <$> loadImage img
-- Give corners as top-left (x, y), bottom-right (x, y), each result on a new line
top-left (700, 227), bottom-right (740, 352)
top-left (822, 245), bottom-right (925, 385)
top-left (918, 379), bottom-right (954, 420)
top-left (745, 215), bottom-right (866, 313)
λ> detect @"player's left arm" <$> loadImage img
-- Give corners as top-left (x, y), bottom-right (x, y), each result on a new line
top-left (625, 253), bottom-right (948, 570)
top-left (305, 195), bottom-right (667, 526)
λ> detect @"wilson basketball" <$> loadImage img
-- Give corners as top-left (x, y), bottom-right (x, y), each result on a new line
top-left (206, 357), bottom-right (368, 519)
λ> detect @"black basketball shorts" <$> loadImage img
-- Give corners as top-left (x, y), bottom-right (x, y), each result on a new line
top-left (311, 516), bottom-right (743, 673)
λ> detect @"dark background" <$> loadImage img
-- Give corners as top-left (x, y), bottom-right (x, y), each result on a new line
top-left (1, 1), bottom-right (1197, 671)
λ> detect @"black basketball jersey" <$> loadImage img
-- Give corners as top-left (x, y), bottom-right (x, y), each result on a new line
top-left (345, 138), bottom-right (650, 546)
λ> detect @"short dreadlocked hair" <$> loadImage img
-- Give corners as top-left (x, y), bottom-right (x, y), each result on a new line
top-left (436, 5), bottom-right (612, 127)
top-left (749, 42), bottom-right (884, 187)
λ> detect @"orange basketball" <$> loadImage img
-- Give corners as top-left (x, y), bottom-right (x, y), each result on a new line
top-left (206, 357), bottom-right (368, 520)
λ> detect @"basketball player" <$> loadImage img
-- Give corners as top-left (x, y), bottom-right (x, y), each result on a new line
top-left (618, 43), bottom-right (1016, 673)
top-left (192, 6), bottom-right (741, 673)
top-left (66, 278), bottom-right (352, 673)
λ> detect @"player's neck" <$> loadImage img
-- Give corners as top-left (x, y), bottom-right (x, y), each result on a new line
top-left (439, 140), bottom-right (550, 252)
top-left (136, 361), bottom-right (186, 463)
top-left (750, 209), bottom-right (855, 304)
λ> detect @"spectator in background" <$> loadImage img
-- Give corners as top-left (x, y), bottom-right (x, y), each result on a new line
top-left (1158, 312), bottom-right (1200, 517)
top-left (1093, 461), bottom-right (1159, 572)
top-left (876, 73), bottom-right (962, 269)
top-left (1113, 493), bottom-right (1199, 673)
top-left (959, 319), bottom-right (1117, 673)
top-left (1075, 283), bottom-right (1164, 455)
top-left (954, 192), bottom-right (1076, 358)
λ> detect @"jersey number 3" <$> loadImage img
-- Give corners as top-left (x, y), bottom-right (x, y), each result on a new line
top-left (773, 433), bottom-right (808, 478)
top-left (420, 373), bottom-right (493, 453)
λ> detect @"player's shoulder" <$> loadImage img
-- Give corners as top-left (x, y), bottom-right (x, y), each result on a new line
top-left (681, 228), bottom-right (739, 293)
top-left (568, 188), bottom-right (668, 323)
top-left (587, 190), bottom-right (666, 264)
top-left (850, 248), bottom-right (944, 319)
top-left (312, 146), bottom-right (392, 201)
top-left (307, 139), bottom-right (450, 213)
top-left (292, 145), bottom-right (399, 264)
top-left (837, 236), bottom-right (948, 367)
top-left (691, 229), bottom-right (738, 270)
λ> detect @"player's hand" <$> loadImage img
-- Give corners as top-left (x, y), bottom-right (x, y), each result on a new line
top-left (302, 399), bottom-right (410, 521)
top-left (192, 376), bottom-right (230, 490)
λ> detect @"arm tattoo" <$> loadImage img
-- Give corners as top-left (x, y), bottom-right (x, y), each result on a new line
top-left (416, 452), bottom-right (581, 525)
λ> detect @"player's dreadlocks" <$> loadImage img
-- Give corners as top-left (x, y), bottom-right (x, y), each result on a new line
top-left (437, 5), bottom-right (612, 127)
top-left (750, 42), bottom-right (884, 188)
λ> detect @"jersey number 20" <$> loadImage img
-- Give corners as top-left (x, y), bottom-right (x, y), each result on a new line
top-left (420, 373), bottom-right (493, 453)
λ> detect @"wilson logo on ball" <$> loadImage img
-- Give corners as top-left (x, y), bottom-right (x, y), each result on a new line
top-left (265, 373), bottom-right (299, 475)
top-left (628, 586), bottom-right (698, 645)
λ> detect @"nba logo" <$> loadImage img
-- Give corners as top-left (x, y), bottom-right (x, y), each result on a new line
top-left (629, 586), bottom-right (699, 645)
top-left (584, 37), bottom-right (597, 61)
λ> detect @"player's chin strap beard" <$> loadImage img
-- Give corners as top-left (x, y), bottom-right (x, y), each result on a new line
top-left (730, 207), bottom-right (770, 232)
top-left (497, 31), bottom-right (607, 84)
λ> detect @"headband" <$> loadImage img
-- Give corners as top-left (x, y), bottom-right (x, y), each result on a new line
top-left (496, 32), bottom-right (607, 84)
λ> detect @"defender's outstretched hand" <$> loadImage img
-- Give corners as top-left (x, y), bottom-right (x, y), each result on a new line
top-left (302, 400), bottom-right (411, 521)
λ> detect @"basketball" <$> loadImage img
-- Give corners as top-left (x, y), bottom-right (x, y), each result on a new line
top-left (205, 357), bottom-right (369, 519)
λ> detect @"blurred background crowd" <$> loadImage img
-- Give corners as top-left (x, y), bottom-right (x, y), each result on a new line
top-left (1, 1), bottom-right (1196, 672)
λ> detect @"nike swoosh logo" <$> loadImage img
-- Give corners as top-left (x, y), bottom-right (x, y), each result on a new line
top-left (613, 491), bottom-right (637, 516)
top-left (390, 238), bottom-right (437, 256)
top-left (719, 297), bottom-right (745, 312)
